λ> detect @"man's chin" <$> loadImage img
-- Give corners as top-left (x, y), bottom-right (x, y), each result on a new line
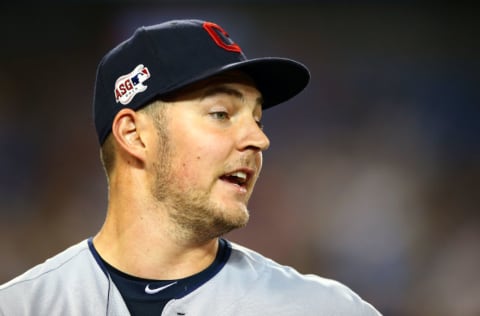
top-left (168, 203), bottom-right (250, 244)
top-left (210, 207), bottom-right (250, 236)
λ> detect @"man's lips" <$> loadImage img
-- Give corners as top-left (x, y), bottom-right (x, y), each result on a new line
top-left (219, 169), bottom-right (254, 188)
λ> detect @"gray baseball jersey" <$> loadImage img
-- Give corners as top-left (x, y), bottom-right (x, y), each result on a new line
top-left (0, 239), bottom-right (381, 315)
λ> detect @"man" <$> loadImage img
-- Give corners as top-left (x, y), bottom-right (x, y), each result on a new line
top-left (0, 19), bottom-right (381, 315)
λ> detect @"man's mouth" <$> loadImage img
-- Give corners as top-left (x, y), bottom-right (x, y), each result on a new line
top-left (220, 170), bottom-right (251, 188)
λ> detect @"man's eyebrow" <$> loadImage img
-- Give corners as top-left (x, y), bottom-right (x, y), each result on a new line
top-left (201, 85), bottom-right (263, 106)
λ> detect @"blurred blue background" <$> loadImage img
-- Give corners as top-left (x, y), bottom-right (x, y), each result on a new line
top-left (1, 3), bottom-right (479, 315)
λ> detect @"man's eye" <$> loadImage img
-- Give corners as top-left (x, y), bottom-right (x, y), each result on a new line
top-left (210, 111), bottom-right (229, 120)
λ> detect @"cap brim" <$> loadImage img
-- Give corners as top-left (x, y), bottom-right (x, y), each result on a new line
top-left (159, 57), bottom-right (310, 109)
top-left (222, 57), bottom-right (310, 108)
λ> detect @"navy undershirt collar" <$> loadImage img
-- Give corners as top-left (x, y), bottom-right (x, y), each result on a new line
top-left (88, 237), bottom-right (231, 313)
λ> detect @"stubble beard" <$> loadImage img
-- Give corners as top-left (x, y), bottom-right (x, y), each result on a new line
top-left (150, 123), bottom-right (249, 244)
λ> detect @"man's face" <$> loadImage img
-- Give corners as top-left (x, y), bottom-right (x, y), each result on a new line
top-left (148, 72), bottom-right (270, 243)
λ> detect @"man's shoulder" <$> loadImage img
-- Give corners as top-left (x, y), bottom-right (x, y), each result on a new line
top-left (228, 242), bottom-right (348, 291)
top-left (0, 239), bottom-right (117, 315)
top-left (0, 239), bottom-right (92, 293)
top-left (224, 242), bottom-right (381, 315)
top-left (228, 241), bottom-right (343, 288)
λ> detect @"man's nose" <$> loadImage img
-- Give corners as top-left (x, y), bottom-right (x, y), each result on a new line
top-left (237, 117), bottom-right (270, 152)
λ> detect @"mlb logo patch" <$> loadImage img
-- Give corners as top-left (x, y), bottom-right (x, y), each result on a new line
top-left (114, 64), bottom-right (151, 105)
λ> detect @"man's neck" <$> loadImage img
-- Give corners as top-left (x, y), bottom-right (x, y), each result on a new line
top-left (93, 202), bottom-right (219, 280)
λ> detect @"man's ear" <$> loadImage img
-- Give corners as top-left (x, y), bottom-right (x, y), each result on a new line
top-left (111, 108), bottom-right (147, 165)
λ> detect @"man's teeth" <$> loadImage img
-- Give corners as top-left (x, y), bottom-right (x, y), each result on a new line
top-left (231, 171), bottom-right (247, 180)
top-left (222, 171), bottom-right (248, 185)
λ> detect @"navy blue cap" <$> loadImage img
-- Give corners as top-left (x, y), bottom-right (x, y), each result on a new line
top-left (93, 19), bottom-right (310, 144)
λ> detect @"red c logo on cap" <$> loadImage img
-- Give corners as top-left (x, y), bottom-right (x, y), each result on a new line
top-left (203, 22), bottom-right (242, 53)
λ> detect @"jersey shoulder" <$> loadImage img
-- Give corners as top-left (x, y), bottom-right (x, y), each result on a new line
top-left (225, 242), bottom-right (381, 315)
top-left (0, 239), bottom-right (91, 291)
top-left (0, 239), bottom-right (111, 315)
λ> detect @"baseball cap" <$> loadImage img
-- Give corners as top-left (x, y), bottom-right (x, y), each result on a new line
top-left (93, 19), bottom-right (310, 144)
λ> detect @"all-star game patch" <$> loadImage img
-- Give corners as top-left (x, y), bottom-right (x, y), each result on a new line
top-left (114, 64), bottom-right (151, 105)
